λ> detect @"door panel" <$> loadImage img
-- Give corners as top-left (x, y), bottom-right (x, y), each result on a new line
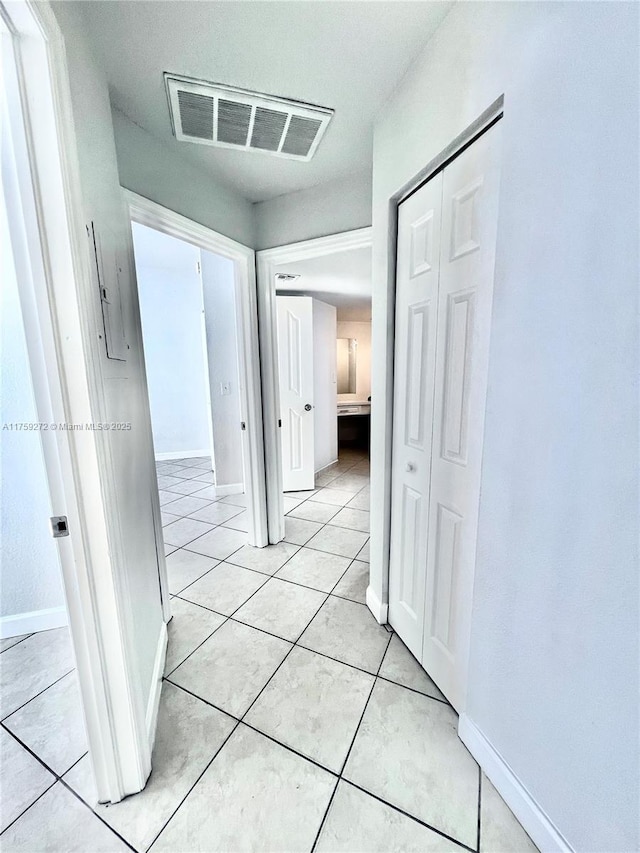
top-left (388, 172), bottom-right (443, 658)
top-left (389, 122), bottom-right (502, 710)
top-left (423, 123), bottom-right (502, 710)
top-left (276, 295), bottom-right (315, 492)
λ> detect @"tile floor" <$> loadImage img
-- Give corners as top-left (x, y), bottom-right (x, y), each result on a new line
top-left (0, 450), bottom-right (538, 852)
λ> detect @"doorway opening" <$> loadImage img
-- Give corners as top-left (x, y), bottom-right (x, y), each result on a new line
top-left (256, 228), bottom-right (372, 544)
top-left (130, 219), bottom-right (257, 595)
top-left (126, 192), bottom-right (268, 572)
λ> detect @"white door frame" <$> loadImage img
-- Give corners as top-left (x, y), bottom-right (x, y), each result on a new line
top-left (256, 227), bottom-right (372, 543)
top-left (1, 0), bottom-right (158, 802)
top-left (126, 190), bottom-right (269, 549)
top-left (368, 99), bottom-right (504, 657)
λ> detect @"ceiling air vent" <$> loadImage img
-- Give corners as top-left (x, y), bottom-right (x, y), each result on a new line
top-left (165, 75), bottom-right (333, 161)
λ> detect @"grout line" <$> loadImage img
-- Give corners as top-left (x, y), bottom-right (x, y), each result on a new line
top-left (342, 779), bottom-right (476, 853)
top-left (163, 680), bottom-right (237, 724)
top-left (335, 631), bottom-right (391, 779)
top-left (166, 680), bottom-right (343, 782)
top-left (0, 725), bottom-right (138, 853)
top-left (309, 777), bottom-right (340, 853)
top-left (145, 718), bottom-right (241, 852)
top-left (1, 668), bottom-right (75, 724)
top-left (375, 673), bottom-right (450, 706)
top-left (162, 615), bottom-right (230, 679)
top-left (0, 777), bottom-right (58, 838)
top-left (57, 777), bottom-right (139, 853)
top-left (0, 634), bottom-right (34, 655)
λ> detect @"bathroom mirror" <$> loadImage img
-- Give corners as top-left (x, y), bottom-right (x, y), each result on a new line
top-left (337, 337), bottom-right (357, 394)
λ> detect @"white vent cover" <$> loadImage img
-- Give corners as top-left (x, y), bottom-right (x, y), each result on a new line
top-left (165, 75), bottom-right (333, 161)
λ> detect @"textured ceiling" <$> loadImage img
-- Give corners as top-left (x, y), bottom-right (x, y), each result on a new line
top-left (77, 1), bottom-right (452, 202)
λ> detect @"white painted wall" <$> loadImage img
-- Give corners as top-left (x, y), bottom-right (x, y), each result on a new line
top-left (201, 251), bottom-right (244, 489)
top-left (312, 299), bottom-right (337, 471)
top-left (132, 223), bottom-right (210, 458)
top-left (255, 171), bottom-right (372, 250)
top-left (52, 2), bottom-right (164, 711)
top-left (0, 193), bottom-right (66, 631)
top-left (112, 109), bottom-right (255, 248)
top-left (369, 3), bottom-right (639, 851)
top-left (336, 320), bottom-right (371, 403)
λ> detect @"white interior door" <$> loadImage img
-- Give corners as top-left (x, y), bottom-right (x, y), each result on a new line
top-left (423, 124), bottom-right (502, 710)
top-left (389, 122), bottom-right (502, 711)
top-left (388, 172), bottom-right (443, 658)
top-left (276, 295), bottom-right (315, 492)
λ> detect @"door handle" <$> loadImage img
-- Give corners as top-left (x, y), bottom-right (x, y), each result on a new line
top-left (304, 404), bottom-right (313, 411)
top-left (405, 462), bottom-right (416, 472)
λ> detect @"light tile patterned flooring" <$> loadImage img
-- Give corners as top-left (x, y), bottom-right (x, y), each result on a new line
top-left (0, 450), bottom-right (537, 852)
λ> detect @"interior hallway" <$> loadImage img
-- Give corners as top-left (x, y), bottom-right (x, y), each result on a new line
top-left (0, 451), bottom-right (536, 852)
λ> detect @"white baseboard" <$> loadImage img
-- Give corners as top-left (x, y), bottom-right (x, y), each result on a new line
top-left (366, 585), bottom-right (388, 625)
top-left (212, 482), bottom-right (244, 497)
top-left (145, 622), bottom-right (168, 751)
top-left (458, 714), bottom-right (574, 853)
top-left (0, 606), bottom-right (68, 639)
top-left (315, 458), bottom-right (339, 475)
top-left (155, 449), bottom-right (210, 461)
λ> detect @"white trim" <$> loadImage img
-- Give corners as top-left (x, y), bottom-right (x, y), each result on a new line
top-left (145, 622), bottom-right (167, 751)
top-left (366, 584), bottom-right (388, 625)
top-left (459, 714), bottom-right (574, 853)
top-left (3, 0), bottom-right (153, 802)
top-left (315, 458), bottom-right (339, 475)
top-left (155, 449), bottom-right (211, 462)
top-left (210, 482), bottom-right (244, 497)
top-left (125, 190), bottom-right (268, 549)
top-left (0, 607), bottom-right (68, 639)
top-left (256, 227), bottom-right (372, 543)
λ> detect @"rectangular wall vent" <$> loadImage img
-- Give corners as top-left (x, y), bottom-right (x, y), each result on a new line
top-left (165, 75), bottom-right (333, 161)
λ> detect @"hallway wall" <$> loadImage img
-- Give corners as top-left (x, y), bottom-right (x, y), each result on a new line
top-left (51, 2), bottom-right (164, 723)
top-left (254, 171), bottom-right (372, 251)
top-left (369, 3), bottom-right (639, 851)
top-left (112, 109), bottom-right (255, 248)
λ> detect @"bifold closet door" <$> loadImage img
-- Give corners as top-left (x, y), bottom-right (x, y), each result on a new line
top-left (388, 171), bottom-right (443, 659)
top-left (389, 122), bottom-right (502, 710)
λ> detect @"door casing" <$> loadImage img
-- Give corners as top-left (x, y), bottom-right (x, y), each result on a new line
top-left (256, 227), bottom-right (372, 543)
top-left (125, 190), bottom-right (269, 568)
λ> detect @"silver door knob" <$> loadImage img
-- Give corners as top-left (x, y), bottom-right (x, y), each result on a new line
top-left (304, 404), bottom-right (313, 411)
top-left (405, 462), bottom-right (416, 472)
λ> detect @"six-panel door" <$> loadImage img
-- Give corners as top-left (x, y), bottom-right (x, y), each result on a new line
top-left (276, 295), bottom-right (316, 492)
top-left (388, 172), bottom-right (443, 659)
top-left (389, 123), bottom-right (502, 711)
